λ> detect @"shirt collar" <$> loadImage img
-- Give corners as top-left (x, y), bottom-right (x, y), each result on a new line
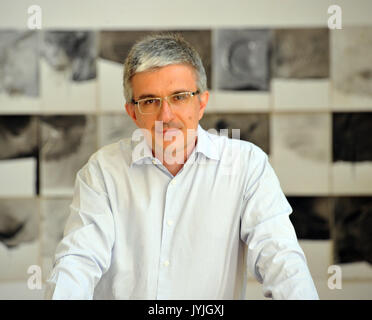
top-left (195, 124), bottom-right (220, 161)
top-left (130, 130), bottom-right (154, 166)
top-left (129, 124), bottom-right (221, 167)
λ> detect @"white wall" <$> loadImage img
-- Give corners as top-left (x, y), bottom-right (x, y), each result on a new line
top-left (0, 0), bottom-right (372, 29)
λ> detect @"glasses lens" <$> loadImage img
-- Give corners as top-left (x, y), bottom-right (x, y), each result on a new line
top-left (170, 92), bottom-right (192, 106)
top-left (139, 98), bottom-right (160, 114)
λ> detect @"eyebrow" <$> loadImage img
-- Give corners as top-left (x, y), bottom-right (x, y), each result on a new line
top-left (137, 94), bottom-right (157, 100)
top-left (136, 90), bottom-right (193, 100)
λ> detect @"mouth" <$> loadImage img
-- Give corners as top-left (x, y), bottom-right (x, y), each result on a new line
top-left (154, 127), bottom-right (181, 134)
top-left (163, 128), bottom-right (181, 133)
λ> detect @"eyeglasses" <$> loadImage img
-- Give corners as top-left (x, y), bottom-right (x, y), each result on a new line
top-left (132, 91), bottom-right (200, 114)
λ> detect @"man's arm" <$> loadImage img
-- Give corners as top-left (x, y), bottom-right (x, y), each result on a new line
top-left (240, 147), bottom-right (319, 299)
top-left (45, 159), bottom-right (115, 299)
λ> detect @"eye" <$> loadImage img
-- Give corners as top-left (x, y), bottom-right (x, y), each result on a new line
top-left (144, 99), bottom-right (156, 105)
top-left (172, 93), bottom-right (187, 102)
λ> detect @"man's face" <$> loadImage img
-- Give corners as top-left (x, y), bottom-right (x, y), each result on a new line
top-left (125, 64), bottom-right (209, 159)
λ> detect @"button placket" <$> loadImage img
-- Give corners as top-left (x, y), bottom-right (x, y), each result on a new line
top-left (156, 179), bottom-right (176, 299)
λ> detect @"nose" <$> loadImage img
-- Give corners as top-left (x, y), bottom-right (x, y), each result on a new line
top-left (157, 98), bottom-right (175, 123)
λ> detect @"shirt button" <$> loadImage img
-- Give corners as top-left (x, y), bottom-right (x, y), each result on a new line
top-left (167, 220), bottom-right (173, 226)
top-left (164, 260), bottom-right (170, 267)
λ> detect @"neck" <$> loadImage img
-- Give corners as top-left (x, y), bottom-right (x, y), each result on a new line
top-left (153, 136), bottom-right (197, 177)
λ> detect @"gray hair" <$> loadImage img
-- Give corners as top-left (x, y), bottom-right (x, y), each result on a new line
top-left (123, 32), bottom-right (207, 103)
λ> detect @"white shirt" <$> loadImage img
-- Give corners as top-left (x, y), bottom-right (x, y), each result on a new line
top-left (45, 124), bottom-right (319, 300)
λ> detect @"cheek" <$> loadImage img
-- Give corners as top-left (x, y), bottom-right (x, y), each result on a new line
top-left (136, 114), bottom-right (155, 130)
top-left (186, 106), bottom-right (200, 122)
top-left (184, 113), bottom-right (198, 127)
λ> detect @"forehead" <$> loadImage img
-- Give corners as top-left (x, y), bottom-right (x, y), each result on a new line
top-left (131, 64), bottom-right (197, 95)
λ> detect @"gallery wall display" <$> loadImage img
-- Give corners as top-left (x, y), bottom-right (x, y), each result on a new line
top-left (333, 197), bottom-right (372, 265)
top-left (0, 115), bottom-right (39, 196)
top-left (0, 31), bottom-right (39, 97)
top-left (40, 31), bottom-right (98, 113)
top-left (98, 113), bottom-right (137, 147)
top-left (199, 113), bottom-right (270, 155)
top-left (270, 113), bottom-right (331, 195)
top-left (287, 197), bottom-right (331, 240)
top-left (40, 198), bottom-right (71, 279)
top-left (331, 27), bottom-right (372, 110)
top-left (40, 115), bottom-right (97, 196)
top-left (0, 31), bottom-right (41, 113)
top-left (332, 112), bottom-right (372, 194)
top-left (0, 27), bottom-right (371, 284)
top-left (213, 29), bottom-right (271, 91)
top-left (0, 198), bottom-right (40, 280)
top-left (271, 28), bottom-right (329, 79)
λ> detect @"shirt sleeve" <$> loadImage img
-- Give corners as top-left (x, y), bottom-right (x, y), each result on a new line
top-left (44, 158), bottom-right (115, 299)
top-left (240, 146), bottom-right (319, 300)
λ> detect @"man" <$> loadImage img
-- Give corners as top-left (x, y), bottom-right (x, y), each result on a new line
top-left (45, 33), bottom-right (319, 299)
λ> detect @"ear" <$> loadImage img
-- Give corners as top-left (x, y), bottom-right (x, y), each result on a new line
top-left (125, 102), bottom-right (137, 123)
top-left (198, 90), bottom-right (209, 120)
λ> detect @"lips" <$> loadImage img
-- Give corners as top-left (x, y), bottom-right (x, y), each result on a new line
top-left (163, 128), bottom-right (180, 133)
top-left (154, 127), bottom-right (181, 134)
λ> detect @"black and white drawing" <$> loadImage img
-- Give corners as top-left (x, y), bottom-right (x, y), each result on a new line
top-left (199, 113), bottom-right (269, 154)
top-left (0, 198), bottom-right (40, 280)
top-left (98, 114), bottom-right (138, 148)
top-left (333, 197), bottom-right (372, 265)
top-left (40, 31), bottom-right (98, 112)
top-left (287, 197), bottom-right (332, 240)
top-left (0, 198), bottom-right (39, 249)
top-left (333, 112), bottom-right (372, 162)
top-left (0, 30), bottom-right (39, 98)
top-left (41, 198), bottom-right (71, 278)
top-left (270, 113), bottom-right (330, 194)
top-left (42, 31), bottom-right (97, 82)
top-left (274, 114), bottom-right (330, 163)
top-left (41, 198), bottom-right (70, 257)
top-left (331, 112), bottom-right (372, 194)
top-left (0, 115), bottom-right (39, 195)
top-left (332, 27), bottom-right (372, 103)
top-left (40, 115), bottom-right (97, 196)
top-left (0, 115), bottom-right (38, 160)
top-left (272, 28), bottom-right (329, 79)
top-left (213, 29), bottom-right (271, 91)
top-left (99, 30), bottom-right (148, 64)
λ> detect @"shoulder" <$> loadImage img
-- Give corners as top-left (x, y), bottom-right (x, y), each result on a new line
top-left (75, 138), bottom-right (132, 192)
top-left (204, 129), bottom-right (268, 165)
top-left (90, 138), bottom-right (131, 163)
top-left (82, 138), bottom-right (132, 174)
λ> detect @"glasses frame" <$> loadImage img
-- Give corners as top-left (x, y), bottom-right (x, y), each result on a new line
top-left (132, 90), bottom-right (200, 114)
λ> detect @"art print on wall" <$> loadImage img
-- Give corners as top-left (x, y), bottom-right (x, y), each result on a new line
top-left (0, 115), bottom-right (39, 196)
top-left (199, 112), bottom-right (269, 155)
top-left (0, 198), bottom-right (40, 280)
top-left (40, 115), bottom-right (97, 196)
top-left (213, 29), bottom-right (271, 91)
